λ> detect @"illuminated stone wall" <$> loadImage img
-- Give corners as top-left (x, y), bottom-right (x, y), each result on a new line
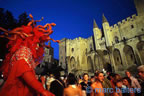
top-left (59, 1), bottom-right (144, 76)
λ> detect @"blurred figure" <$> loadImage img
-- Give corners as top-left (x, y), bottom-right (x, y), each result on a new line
top-left (80, 73), bottom-right (91, 96)
top-left (91, 71), bottom-right (104, 96)
top-left (64, 73), bottom-right (82, 96)
top-left (46, 74), bottom-right (55, 90)
top-left (125, 70), bottom-right (141, 94)
top-left (78, 76), bottom-right (83, 86)
top-left (63, 75), bottom-right (68, 88)
top-left (40, 75), bottom-right (47, 89)
top-left (137, 65), bottom-right (144, 80)
top-left (122, 77), bottom-right (135, 96)
top-left (102, 75), bottom-right (112, 96)
top-left (113, 79), bottom-right (123, 96)
top-left (0, 74), bottom-right (4, 90)
top-left (90, 76), bottom-right (95, 84)
top-left (137, 65), bottom-right (144, 96)
top-left (108, 73), bottom-right (116, 89)
top-left (49, 71), bottom-right (65, 96)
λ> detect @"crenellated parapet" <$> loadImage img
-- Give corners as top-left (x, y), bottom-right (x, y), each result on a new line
top-left (110, 14), bottom-right (137, 30)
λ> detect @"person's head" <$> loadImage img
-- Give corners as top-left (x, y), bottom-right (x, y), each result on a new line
top-left (112, 74), bottom-right (122, 85)
top-left (53, 71), bottom-right (61, 79)
top-left (115, 80), bottom-right (123, 88)
top-left (106, 71), bottom-right (110, 75)
top-left (83, 73), bottom-right (89, 81)
top-left (109, 73), bottom-right (116, 80)
top-left (122, 77), bottom-right (131, 87)
top-left (90, 76), bottom-right (95, 83)
top-left (125, 70), bottom-right (131, 78)
top-left (137, 65), bottom-right (144, 80)
top-left (114, 74), bottom-right (121, 80)
top-left (67, 73), bottom-right (77, 85)
top-left (94, 71), bottom-right (104, 82)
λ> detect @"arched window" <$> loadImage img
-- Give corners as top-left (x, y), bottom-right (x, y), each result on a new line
top-left (115, 36), bottom-right (119, 43)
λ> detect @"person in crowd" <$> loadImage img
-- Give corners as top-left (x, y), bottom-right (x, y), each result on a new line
top-left (80, 73), bottom-right (91, 96)
top-left (49, 71), bottom-right (65, 96)
top-left (102, 74), bottom-right (112, 96)
top-left (40, 75), bottom-right (47, 89)
top-left (125, 70), bottom-right (141, 89)
top-left (137, 65), bottom-right (144, 96)
top-left (63, 75), bottom-right (68, 87)
top-left (0, 74), bottom-right (4, 90)
top-left (125, 70), bottom-right (141, 96)
top-left (46, 74), bottom-right (55, 90)
top-left (106, 71), bottom-right (111, 80)
top-left (64, 73), bottom-right (82, 96)
top-left (78, 76), bottom-right (83, 87)
top-left (91, 71), bottom-right (105, 96)
top-left (113, 79), bottom-right (123, 96)
top-left (108, 73), bottom-right (116, 89)
top-left (90, 76), bottom-right (95, 84)
top-left (0, 14), bottom-right (58, 96)
top-left (122, 77), bottom-right (135, 96)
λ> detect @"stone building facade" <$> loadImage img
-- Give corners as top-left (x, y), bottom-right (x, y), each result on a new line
top-left (59, 0), bottom-right (144, 76)
top-left (41, 41), bottom-right (55, 69)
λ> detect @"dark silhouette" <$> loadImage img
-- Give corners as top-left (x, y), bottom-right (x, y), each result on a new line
top-left (0, 8), bottom-right (30, 67)
top-left (18, 12), bottom-right (30, 27)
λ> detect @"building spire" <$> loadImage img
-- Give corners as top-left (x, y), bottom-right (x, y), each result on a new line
top-left (102, 14), bottom-right (108, 23)
top-left (93, 19), bottom-right (98, 28)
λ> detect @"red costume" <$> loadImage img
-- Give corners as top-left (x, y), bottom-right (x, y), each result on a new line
top-left (0, 14), bottom-right (59, 96)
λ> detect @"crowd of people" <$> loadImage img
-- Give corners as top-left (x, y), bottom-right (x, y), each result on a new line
top-left (33, 65), bottom-right (144, 96)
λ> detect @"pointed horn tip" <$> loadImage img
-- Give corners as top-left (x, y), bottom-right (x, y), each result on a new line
top-left (56, 40), bottom-right (60, 43)
top-left (51, 23), bottom-right (56, 26)
top-left (29, 14), bottom-right (33, 17)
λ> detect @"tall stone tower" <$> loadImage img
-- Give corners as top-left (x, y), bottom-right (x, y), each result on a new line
top-left (59, 38), bottom-right (67, 71)
top-left (102, 14), bottom-right (112, 46)
top-left (134, 0), bottom-right (144, 16)
top-left (44, 41), bottom-right (54, 63)
top-left (93, 19), bottom-right (102, 50)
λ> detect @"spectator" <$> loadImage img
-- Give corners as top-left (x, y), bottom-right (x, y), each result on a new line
top-left (90, 76), bottom-right (95, 84)
top-left (137, 65), bottom-right (144, 96)
top-left (122, 77), bottom-right (135, 96)
top-left (64, 73), bottom-right (82, 96)
top-left (113, 79), bottom-right (123, 96)
top-left (125, 70), bottom-right (141, 94)
top-left (46, 74), bottom-right (55, 90)
top-left (80, 73), bottom-right (91, 96)
top-left (49, 71), bottom-right (65, 96)
top-left (91, 71), bottom-right (105, 96)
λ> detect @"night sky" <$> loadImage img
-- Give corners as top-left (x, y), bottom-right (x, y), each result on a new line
top-left (0, 0), bottom-right (137, 59)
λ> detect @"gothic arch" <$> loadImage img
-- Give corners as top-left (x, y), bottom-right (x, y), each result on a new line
top-left (94, 54), bottom-right (103, 71)
top-left (103, 50), bottom-right (111, 71)
top-left (66, 56), bottom-right (70, 71)
top-left (137, 41), bottom-right (144, 64)
top-left (70, 57), bottom-right (76, 70)
top-left (113, 49), bottom-right (123, 66)
top-left (87, 56), bottom-right (94, 72)
top-left (123, 45), bottom-right (136, 66)
top-left (94, 55), bottom-right (99, 70)
top-left (77, 56), bottom-right (80, 68)
top-left (107, 63), bottom-right (112, 72)
top-left (103, 50), bottom-right (110, 64)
